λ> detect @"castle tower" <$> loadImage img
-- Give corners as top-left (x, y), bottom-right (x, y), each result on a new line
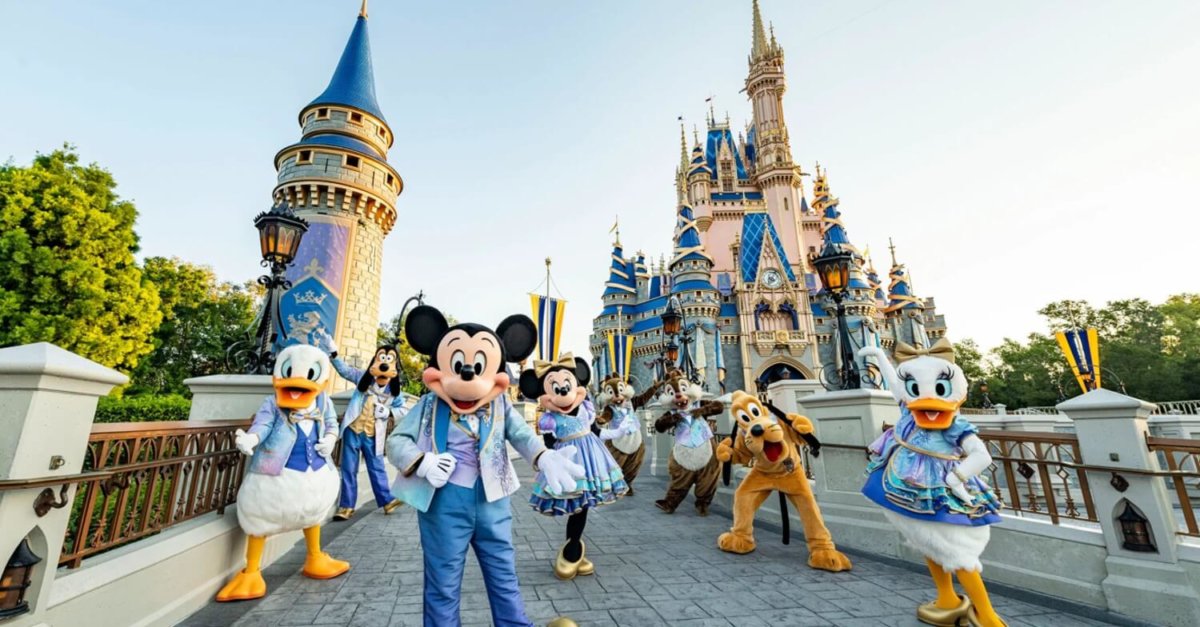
top-left (273, 4), bottom-right (402, 372)
top-left (884, 240), bottom-right (931, 349)
top-left (670, 205), bottom-right (721, 390)
top-left (745, 0), bottom-right (809, 274)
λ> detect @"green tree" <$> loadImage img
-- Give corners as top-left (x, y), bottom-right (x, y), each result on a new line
top-left (0, 147), bottom-right (161, 370)
top-left (984, 333), bottom-right (1066, 409)
top-left (127, 257), bottom-right (261, 395)
top-left (952, 339), bottom-right (986, 407)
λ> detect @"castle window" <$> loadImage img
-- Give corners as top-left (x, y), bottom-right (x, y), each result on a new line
top-left (345, 155), bottom-right (361, 169)
top-left (377, 126), bottom-right (386, 138)
top-left (784, 197), bottom-right (790, 212)
top-left (297, 150), bottom-right (312, 165)
top-left (317, 108), bottom-right (330, 119)
top-left (386, 173), bottom-right (394, 186)
top-left (350, 112), bottom-right (363, 124)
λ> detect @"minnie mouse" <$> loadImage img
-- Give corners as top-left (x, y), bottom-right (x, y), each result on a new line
top-left (386, 305), bottom-right (584, 627)
top-left (519, 354), bottom-right (628, 580)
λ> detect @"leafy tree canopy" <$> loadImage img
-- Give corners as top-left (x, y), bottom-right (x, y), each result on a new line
top-left (0, 146), bottom-right (161, 370)
top-left (127, 257), bottom-right (261, 395)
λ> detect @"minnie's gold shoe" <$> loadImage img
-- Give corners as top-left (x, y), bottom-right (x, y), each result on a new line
top-left (916, 594), bottom-right (971, 627)
top-left (576, 541), bottom-right (594, 576)
top-left (553, 544), bottom-right (580, 580)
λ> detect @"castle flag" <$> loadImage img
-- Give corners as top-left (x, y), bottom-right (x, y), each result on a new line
top-left (1055, 328), bottom-right (1101, 394)
top-left (606, 330), bottom-right (633, 382)
top-left (530, 294), bottom-right (567, 361)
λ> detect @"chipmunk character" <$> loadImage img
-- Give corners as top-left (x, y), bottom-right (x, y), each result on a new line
top-left (327, 340), bottom-right (407, 520)
top-left (594, 374), bottom-right (661, 495)
top-left (520, 353), bottom-right (628, 580)
top-left (217, 343), bottom-right (347, 602)
top-left (386, 305), bottom-right (585, 627)
top-left (714, 391), bottom-right (852, 572)
top-left (860, 339), bottom-right (1004, 627)
top-left (653, 369), bottom-right (724, 516)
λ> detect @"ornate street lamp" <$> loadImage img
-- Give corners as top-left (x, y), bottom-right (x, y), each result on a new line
top-left (246, 200), bottom-right (309, 374)
top-left (661, 298), bottom-right (683, 336)
top-left (659, 296), bottom-right (700, 385)
top-left (665, 337), bottom-right (680, 363)
top-left (811, 241), bottom-right (860, 390)
top-left (0, 538), bottom-right (41, 619)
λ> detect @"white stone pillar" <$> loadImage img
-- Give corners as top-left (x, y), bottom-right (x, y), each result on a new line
top-left (183, 374), bottom-right (273, 422)
top-left (0, 343), bottom-right (127, 622)
top-left (1057, 389), bottom-right (1200, 625)
top-left (793, 389), bottom-right (900, 502)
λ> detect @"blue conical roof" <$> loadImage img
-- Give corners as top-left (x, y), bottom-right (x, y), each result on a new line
top-left (308, 16), bottom-right (386, 122)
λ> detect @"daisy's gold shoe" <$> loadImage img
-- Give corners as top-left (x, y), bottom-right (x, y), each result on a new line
top-left (576, 541), bottom-right (594, 576)
top-left (382, 499), bottom-right (403, 514)
top-left (553, 543), bottom-right (580, 580)
top-left (916, 594), bottom-right (971, 627)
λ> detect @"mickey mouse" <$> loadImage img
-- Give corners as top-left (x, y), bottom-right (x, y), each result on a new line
top-left (519, 353), bottom-right (628, 580)
top-left (386, 305), bottom-right (585, 627)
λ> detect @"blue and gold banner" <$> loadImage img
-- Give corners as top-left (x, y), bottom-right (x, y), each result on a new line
top-left (276, 217), bottom-right (352, 351)
top-left (606, 331), bottom-right (633, 382)
top-left (530, 294), bottom-right (566, 361)
top-left (1056, 328), bottom-right (1101, 394)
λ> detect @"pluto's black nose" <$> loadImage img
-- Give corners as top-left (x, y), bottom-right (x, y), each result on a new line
top-left (750, 424), bottom-right (764, 437)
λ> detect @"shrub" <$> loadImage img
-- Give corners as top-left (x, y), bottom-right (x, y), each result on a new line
top-left (94, 394), bottom-right (191, 423)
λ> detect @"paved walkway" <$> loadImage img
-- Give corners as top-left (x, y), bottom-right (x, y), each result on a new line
top-left (182, 467), bottom-right (1131, 627)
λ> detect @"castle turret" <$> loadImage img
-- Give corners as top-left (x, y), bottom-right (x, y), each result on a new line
top-left (884, 239), bottom-right (931, 349)
top-left (273, 5), bottom-right (402, 375)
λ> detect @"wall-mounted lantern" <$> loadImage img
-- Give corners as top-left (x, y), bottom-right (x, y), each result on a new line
top-left (1117, 502), bottom-right (1156, 553)
top-left (0, 538), bottom-right (41, 619)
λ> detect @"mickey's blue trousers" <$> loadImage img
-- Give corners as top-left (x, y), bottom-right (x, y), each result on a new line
top-left (338, 429), bottom-right (394, 508)
top-left (417, 479), bottom-right (532, 627)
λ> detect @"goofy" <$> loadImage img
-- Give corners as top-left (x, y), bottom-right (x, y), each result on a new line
top-left (328, 339), bottom-right (407, 520)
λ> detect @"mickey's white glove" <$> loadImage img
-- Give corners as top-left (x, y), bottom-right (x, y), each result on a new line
top-left (315, 433), bottom-right (338, 458)
top-left (945, 469), bottom-right (975, 505)
top-left (417, 453), bottom-right (457, 488)
top-left (234, 429), bottom-right (259, 456)
top-left (538, 445), bottom-right (585, 495)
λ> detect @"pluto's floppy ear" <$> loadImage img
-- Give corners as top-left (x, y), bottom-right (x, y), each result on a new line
top-left (405, 306), bottom-right (448, 356)
top-left (496, 314), bottom-right (537, 364)
top-left (518, 369), bottom-right (542, 399)
top-left (573, 357), bottom-right (592, 388)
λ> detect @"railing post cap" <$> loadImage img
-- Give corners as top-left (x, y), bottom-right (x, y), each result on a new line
top-left (1056, 388), bottom-right (1156, 415)
top-left (0, 342), bottom-right (128, 387)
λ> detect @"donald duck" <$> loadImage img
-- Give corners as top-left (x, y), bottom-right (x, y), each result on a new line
top-left (859, 339), bottom-right (1006, 627)
top-left (216, 343), bottom-right (348, 602)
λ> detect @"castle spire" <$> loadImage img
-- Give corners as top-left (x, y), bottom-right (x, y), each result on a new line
top-left (885, 240), bottom-right (922, 313)
top-left (750, 0), bottom-right (769, 60)
top-left (679, 120), bottom-right (689, 172)
top-left (307, 9), bottom-right (385, 121)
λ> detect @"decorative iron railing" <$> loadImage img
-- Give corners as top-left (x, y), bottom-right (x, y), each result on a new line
top-left (977, 429), bottom-right (1097, 525)
top-left (59, 420), bottom-right (248, 568)
top-left (1152, 400), bottom-right (1200, 415)
top-left (1145, 435), bottom-right (1200, 538)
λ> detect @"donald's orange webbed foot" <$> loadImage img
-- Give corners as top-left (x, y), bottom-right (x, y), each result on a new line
top-left (215, 569), bottom-right (267, 602)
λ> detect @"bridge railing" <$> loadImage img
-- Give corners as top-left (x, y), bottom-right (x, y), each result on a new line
top-left (978, 429), bottom-right (1097, 525)
top-left (1145, 435), bottom-right (1200, 538)
top-left (58, 420), bottom-right (249, 568)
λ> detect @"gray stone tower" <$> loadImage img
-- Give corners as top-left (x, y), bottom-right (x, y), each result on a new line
top-left (271, 4), bottom-right (402, 371)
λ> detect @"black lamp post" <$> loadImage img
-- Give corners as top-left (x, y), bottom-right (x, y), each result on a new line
top-left (811, 241), bottom-right (860, 390)
top-left (660, 296), bottom-right (700, 384)
top-left (0, 538), bottom-right (41, 619)
top-left (247, 201), bottom-right (309, 374)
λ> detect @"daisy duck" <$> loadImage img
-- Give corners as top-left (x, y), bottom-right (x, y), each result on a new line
top-left (386, 305), bottom-right (585, 627)
top-left (859, 339), bottom-right (1005, 627)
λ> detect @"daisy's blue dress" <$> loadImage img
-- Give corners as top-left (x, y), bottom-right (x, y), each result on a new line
top-left (862, 404), bottom-right (1002, 526)
top-left (530, 398), bottom-right (628, 516)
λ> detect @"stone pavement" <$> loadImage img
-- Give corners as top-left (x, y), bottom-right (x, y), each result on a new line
top-left (181, 467), bottom-right (1135, 627)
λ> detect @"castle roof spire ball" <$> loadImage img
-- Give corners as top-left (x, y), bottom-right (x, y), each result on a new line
top-left (307, 5), bottom-right (385, 122)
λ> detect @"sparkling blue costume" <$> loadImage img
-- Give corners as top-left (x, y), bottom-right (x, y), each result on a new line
top-left (862, 405), bottom-right (1001, 526)
top-left (530, 399), bottom-right (628, 515)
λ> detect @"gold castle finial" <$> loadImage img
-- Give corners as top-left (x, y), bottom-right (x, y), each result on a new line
top-left (679, 118), bottom-right (688, 170)
top-left (888, 237), bottom-right (898, 266)
top-left (359, 0), bottom-right (368, 18)
top-left (751, 0), bottom-right (768, 59)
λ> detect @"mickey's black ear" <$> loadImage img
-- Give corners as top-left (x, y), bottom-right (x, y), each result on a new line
top-left (496, 314), bottom-right (537, 363)
top-left (573, 357), bottom-right (591, 388)
top-left (405, 306), bottom-right (448, 356)
top-left (518, 369), bottom-right (542, 399)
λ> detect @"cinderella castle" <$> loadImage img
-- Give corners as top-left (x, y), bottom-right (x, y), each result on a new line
top-left (590, 0), bottom-right (947, 394)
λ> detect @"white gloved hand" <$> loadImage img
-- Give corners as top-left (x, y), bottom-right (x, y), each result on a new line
top-left (598, 428), bottom-right (621, 442)
top-left (235, 429), bottom-right (259, 456)
top-left (417, 453), bottom-right (457, 488)
top-left (373, 402), bottom-right (392, 420)
top-left (315, 433), bottom-right (337, 458)
top-left (318, 330), bottom-right (338, 357)
top-left (945, 469), bottom-right (975, 505)
top-left (538, 445), bottom-right (585, 495)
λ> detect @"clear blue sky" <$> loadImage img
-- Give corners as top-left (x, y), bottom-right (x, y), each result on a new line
top-left (3, 0), bottom-right (1198, 359)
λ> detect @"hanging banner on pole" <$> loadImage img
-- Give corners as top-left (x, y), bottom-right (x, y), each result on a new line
top-left (1055, 328), bottom-right (1101, 394)
top-left (530, 294), bottom-right (567, 361)
top-left (606, 331), bottom-right (633, 382)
